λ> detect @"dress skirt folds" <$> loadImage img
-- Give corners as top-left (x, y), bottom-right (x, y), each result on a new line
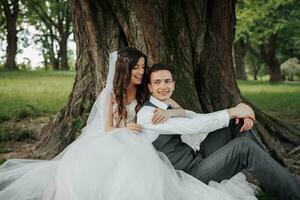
top-left (0, 129), bottom-right (257, 200)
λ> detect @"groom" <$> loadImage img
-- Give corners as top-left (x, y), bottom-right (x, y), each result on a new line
top-left (137, 63), bottom-right (300, 199)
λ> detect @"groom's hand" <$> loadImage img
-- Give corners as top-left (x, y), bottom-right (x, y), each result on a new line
top-left (235, 117), bottom-right (254, 132)
top-left (228, 103), bottom-right (255, 121)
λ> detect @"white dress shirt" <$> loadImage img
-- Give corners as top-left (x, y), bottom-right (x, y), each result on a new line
top-left (137, 96), bottom-right (230, 149)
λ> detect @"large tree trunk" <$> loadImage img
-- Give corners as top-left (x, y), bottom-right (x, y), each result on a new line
top-left (234, 40), bottom-right (247, 80)
top-left (32, 0), bottom-right (300, 177)
top-left (196, 0), bottom-right (240, 111)
top-left (3, 0), bottom-right (19, 71)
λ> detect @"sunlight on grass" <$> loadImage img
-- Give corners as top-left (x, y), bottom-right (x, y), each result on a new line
top-left (0, 71), bottom-right (75, 121)
top-left (238, 80), bottom-right (300, 124)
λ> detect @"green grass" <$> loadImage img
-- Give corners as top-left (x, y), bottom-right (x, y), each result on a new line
top-left (0, 71), bottom-right (75, 121)
top-left (0, 126), bottom-right (36, 142)
top-left (0, 145), bottom-right (11, 153)
top-left (238, 80), bottom-right (300, 125)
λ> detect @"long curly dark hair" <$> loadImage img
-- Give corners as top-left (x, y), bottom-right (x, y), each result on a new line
top-left (113, 47), bottom-right (149, 127)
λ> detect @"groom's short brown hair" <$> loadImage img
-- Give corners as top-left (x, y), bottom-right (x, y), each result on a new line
top-left (148, 63), bottom-right (175, 83)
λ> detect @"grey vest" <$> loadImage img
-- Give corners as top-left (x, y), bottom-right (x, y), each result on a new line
top-left (143, 101), bottom-right (195, 170)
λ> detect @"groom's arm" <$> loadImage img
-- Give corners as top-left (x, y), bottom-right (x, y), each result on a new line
top-left (137, 106), bottom-right (230, 135)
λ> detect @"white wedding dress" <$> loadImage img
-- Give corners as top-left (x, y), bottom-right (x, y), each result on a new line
top-left (0, 99), bottom-right (258, 200)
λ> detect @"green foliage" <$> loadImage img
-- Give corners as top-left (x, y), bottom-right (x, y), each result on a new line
top-left (0, 0), bottom-right (32, 57)
top-left (1, 0), bottom-right (73, 70)
top-left (236, 0), bottom-right (300, 45)
top-left (22, 0), bottom-right (72, 70)
top-left (236, 0), bottom-right (300, 81)
top-left (244, 51), bottom-right (268, 79)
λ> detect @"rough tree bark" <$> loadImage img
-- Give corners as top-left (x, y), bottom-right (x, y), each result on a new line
top-left (2, 0), bottom-right (19, 71)
top-left (196, 0), bottom-right (241, 112)
top-left (234, 40), bottom-right (247, 80)
top-left (33, 0), bottom-right (300, 176)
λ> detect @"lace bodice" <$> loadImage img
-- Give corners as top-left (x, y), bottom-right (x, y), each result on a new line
top-left (113, 99), bottom-right (137, 127)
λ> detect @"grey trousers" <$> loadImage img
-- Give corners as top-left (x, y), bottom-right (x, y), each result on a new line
top-left (183, 120), bottom-right (300, 200)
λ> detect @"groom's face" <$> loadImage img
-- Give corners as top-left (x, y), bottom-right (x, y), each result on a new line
top-left (148, 70), bottom-right (175, 102)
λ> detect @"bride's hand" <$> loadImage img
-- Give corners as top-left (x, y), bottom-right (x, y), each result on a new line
top-left (126, 123), bottom-right (142, 132)
top-left (152, 108), bottom-right (171, 124)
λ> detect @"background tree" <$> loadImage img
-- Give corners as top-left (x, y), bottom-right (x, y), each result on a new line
top-left (246, 45), bottom-right (268, 80)
top-left (0, 2), bottom-right (5, 66)
top-left (32, 21), bottom-right (60, 70)
top-left (0, 1), bottom-right (5, 41)
top-left (0, 0), bottom-right (19, 70)
top-left (233, 39), bottom-right (248, 80)
top-left (236, 0), bottom-right (300, 82)
top-left (24, 0), bottom-right (71, 70)
top-left (281, 57), bottom-right (300, 81)
top-left (32, 0), bottom-right (300, 176)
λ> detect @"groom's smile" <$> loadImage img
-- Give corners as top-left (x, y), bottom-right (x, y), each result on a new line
top-left (148, 70), bottom-right (175, 102)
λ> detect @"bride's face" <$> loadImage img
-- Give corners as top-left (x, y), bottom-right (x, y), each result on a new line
top-left (130, 57), bottom-right (145, 86)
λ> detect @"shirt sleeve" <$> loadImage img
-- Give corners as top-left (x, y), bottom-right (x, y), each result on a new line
top-left (184, 110), bottom-right (200, 118)
top-left (137, 106), bottom-right (230, 135)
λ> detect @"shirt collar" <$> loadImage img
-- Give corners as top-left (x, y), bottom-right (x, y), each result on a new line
top-left (149, 96), bottom-right (169, 110)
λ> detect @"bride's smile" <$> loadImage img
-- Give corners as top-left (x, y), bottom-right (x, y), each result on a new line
top-left (130, 57), bottom-right (145, 85)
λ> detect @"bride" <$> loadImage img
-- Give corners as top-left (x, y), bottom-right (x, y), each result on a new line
top-left (0, 47), bottom-right (257, 200)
